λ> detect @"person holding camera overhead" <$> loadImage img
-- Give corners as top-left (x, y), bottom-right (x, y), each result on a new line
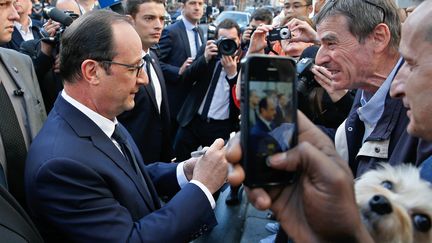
top-left (174, 19), bottom-right (241, 204)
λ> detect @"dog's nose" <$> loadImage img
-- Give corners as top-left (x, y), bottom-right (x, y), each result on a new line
top-left (369, 195), bottom-right (393, 215)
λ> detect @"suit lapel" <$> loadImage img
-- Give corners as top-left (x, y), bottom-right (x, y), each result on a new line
top-left (197, 26), bottom-right (205, 44)
top-left (144, 55), bottom-right (158, 113)
top-left (54, 96), bottom-right (157, 211)
top-left (11, 28), bottom-right (23, 50)
top-left (150, 51), bottom-right (170, 118)
top-left (179, 20), bottom-right (192, 57)
top-left (0, 50), bottom-right (37, 107)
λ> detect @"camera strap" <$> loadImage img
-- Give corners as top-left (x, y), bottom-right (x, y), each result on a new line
top-left (266, 39), bottom-right (279, 56)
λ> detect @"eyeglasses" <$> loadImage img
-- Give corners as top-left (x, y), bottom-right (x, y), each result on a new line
top-left (284, 3), bottom-right (310, 10)
top-left (363, 0), bottom-right (385, 23)
top-left (100, 58), bottom-right (145, 77)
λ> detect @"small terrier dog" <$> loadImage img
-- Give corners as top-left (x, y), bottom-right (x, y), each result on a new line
top-left (355, 164), bottom-right (432, 243)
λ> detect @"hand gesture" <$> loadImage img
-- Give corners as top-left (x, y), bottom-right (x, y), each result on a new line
top-left (311, 65), bottom-right (349, 102)
top-left (204, 40), bottom-right (219, 63)
top-left (286, 18), bottom-right (318, 44)
top-left (225, 112), bottom-right (373, 243)
top-left (221, 55), bottom-right (238, 77)
top-left (192, 139), bottom-right (228, 194)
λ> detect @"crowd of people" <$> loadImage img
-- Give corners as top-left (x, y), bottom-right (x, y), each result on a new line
top-left (0, 0), bottom-right (431, 242)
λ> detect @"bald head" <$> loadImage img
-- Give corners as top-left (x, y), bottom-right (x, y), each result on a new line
top-left (56, 0), bottom-right (81, 16)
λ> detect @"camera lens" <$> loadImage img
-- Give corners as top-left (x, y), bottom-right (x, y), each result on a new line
top-left (279, 27), bottom-right (291, 40)
top-left (216, 38), bottom-right (238, 56)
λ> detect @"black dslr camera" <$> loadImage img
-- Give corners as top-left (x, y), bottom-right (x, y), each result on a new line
top-left (296, 58), bottom-right (319, 95)
top-left (214, 38), bottom-right (238, 56)
top-left (267, 27), bottom-right (291, 42)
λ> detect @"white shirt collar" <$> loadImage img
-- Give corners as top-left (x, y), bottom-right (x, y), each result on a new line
top-left (182, 17), bottom-right (197, 31)
top-left (61, 90), bottom-right (118, 138)
top-left (14, 17), bottom-right (33, 32)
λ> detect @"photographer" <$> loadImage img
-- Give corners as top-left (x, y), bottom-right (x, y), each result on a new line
top-left (175, 18), bottom-right (241, 204)
top-left (270, 16), bottom-right (313, 59)
top-left (23, 5), bottom-right (78, 111)
top-left (241, 8), bottom-right (273, 54)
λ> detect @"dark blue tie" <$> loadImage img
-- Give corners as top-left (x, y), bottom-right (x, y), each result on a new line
top-left (193, 27), bottom-right (201, 53)
top-left (200, 62), bottom-right (222, 120)
top-left (143, 54), bottom-right (155, 91)
top-left (112, 125), bottom-right (155, 207)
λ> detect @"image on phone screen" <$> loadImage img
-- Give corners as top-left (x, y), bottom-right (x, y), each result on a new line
top-left (241, 55), bottom-right (297, 187)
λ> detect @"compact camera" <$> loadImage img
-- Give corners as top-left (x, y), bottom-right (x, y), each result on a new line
top-left (214, 38), bottom-right (238, 56)
top-left (267, 27), bottom-right (291, 42)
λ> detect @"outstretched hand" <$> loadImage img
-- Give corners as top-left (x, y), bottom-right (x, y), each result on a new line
top-left (225, 111), bottom-right (373, 243)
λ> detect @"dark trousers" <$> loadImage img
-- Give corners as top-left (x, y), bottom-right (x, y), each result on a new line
top-left (174, 115), bottom-right (233, 161)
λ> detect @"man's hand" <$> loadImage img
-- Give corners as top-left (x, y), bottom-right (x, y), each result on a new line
top-left (221, 55), bottom-right (238, 77)
top-left (286, 18), bottom-right (318, 44)
top-left (40, 19), bottom-right (61, 56)
top-left (53, 54), bottom-right (61, 73)
top-left (225, 112), bottom-right (373, 243)
top-left (192, 139), bottom-right (228, 193)
top-left (241, 26), bottom-right (255, 44)
top-left (311, 65), bottom-right (349, 102)
top-left (178, 57), bottom-right (194, 75)
top-left (204, 40), bottom-right (219, 63)
top-left (182, 157), bottom-right (198, 181)
top-left (247, 25), bottom-right (273, 55)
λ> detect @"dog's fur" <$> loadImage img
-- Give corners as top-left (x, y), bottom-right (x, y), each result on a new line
top-left (355, 164), bottom-right (432, 243)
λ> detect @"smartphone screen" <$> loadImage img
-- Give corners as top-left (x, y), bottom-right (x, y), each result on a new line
top-left (241, 54), bottom-right (297, 187)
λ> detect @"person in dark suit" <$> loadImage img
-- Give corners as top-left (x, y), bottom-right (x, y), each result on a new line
top-left (0, 1), bottom-right (45, 241)
top-left (174, 18), bottom-right (241, 161)
top-left (25, 10), bottom-right (229, 242)
top-left (174, 19), bottom-right (241, 205)
top-left (0, 185), bottom-right (44, 243)
top-left (157, 0), bottom-right (204, 140)
top-left (0, 2), bottom-right (47, 207)
top-left (251, 97), bottom-right (277, 137)
top-left (119, 0), bottom-right (173, 164)
top-left (0, 0), bottom-right (43, 51)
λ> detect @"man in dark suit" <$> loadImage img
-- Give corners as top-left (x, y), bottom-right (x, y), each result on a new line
top-left (157, 0), bottom-right (204, 140)
top-left (251, 97), bottom-right (277, 137)
top-left (25, 10), bottom-right (229, 242)
top-left (174, 19), bottom-right (241, 161)
top-left (0, 1), bottom-right (45, 241)
top-left (0, 185), bottom-right (44, 243)
top-left (174, 19), bottom-right (241, 205)
top-left (1, 0), bottom-right (43, 51)
top-left (119, 0), bottom-right (173, 164)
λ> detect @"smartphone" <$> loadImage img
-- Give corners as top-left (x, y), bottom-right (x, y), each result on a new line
top-left (241, 54), bottom-right (298, 187)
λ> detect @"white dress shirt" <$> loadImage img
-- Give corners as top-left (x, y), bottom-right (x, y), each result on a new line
top-left (143, 50), bottom-right (162, 113)
top-left (182, 18), bottom-right (202, 59)
top-left (14, 18), bottom-right (35, 42)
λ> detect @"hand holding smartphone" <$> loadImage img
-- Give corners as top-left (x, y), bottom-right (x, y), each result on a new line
top-left (240, 54), bottom-right (298, 187)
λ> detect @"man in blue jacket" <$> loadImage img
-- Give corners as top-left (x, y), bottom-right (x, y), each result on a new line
top-left (25, 10), bottom-right (229, 242)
